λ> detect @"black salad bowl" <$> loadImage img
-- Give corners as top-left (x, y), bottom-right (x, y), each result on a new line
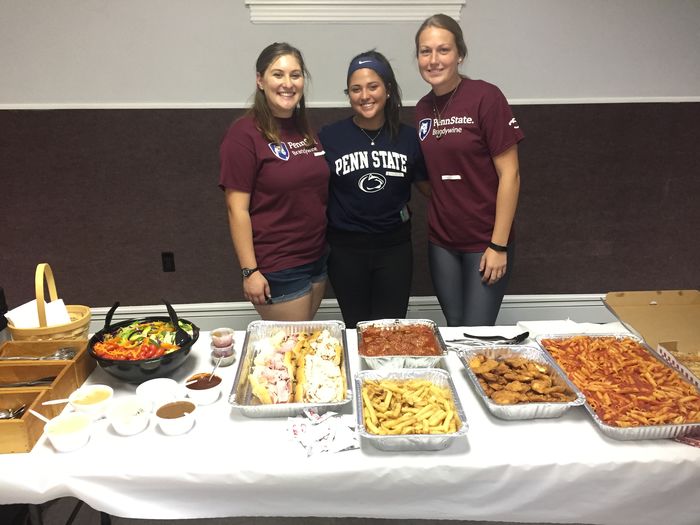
top-left (87, 300), bottom-right (199, 384)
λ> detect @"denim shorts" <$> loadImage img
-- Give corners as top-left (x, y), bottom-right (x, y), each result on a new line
top-left (264, 254), bottom-right (328, 304)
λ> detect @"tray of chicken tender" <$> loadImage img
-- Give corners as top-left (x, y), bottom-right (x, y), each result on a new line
top-left (356, 319), bottom-right (447, 370)
top-left (458, 345), bottom-right (585, 420)
top-left (228, 320), bottom-right (352, 418)
top-left (355, 368), bottom-right (467, 451)
top-left (536, 333), bottom-right (700, 440)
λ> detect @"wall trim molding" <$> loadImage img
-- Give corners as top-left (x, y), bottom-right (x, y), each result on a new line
top-left (87, 293), bottom-right (617, 333)
top-left (2, 96), bottom-right (698, 111)
top-left (244, 0), bottom-right (464, 23)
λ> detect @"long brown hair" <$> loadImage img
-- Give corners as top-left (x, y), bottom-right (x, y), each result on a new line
top-left (249, 42), bottom-right (315, 146)
top-left (414, 13), bottom-right (468, 60)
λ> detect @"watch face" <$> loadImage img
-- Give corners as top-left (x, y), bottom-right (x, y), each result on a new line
top-left (242, 268), bottom-right (257, 278)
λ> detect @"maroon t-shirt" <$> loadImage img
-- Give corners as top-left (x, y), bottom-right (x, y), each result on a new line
top-left (415, 78), bottom-right (524, 252)
top-left (219, 115), bottom-right (330, 273)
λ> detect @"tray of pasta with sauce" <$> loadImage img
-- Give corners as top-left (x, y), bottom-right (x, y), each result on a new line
top-left (356, 319), bottom-right (447, 370)
top-left (457, 345), bottom-right (585, 420)
top-left (536, 333), bottom-right (700, 440)
top-left (228, 320), bottom-right (352, 418)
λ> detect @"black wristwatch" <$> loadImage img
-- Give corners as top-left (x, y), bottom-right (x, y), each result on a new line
top-left (488, 241), bottom-right (508, 253)
top-left (241, 267), bottom-right (259, 278)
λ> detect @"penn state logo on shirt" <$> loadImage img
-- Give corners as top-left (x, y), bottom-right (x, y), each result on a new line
top-left (358, 173), bottom-right (386, 193)
top-left (268, 142), bottom-right (290, 161)
top-left (418, 118), bottom-right (432, 141)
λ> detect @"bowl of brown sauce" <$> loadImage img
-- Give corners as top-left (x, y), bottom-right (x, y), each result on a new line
top-left (154, 399), bottom-right (196, 435)
top-left (185, 373), bottom-right (222, 406)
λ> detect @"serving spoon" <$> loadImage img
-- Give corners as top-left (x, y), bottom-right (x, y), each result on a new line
top-left (209, 356), bottom-right (223, 381)
top-left (0, 404), bottom-right (26, 420)
top-left (0, 347), bottom-right (77, 361)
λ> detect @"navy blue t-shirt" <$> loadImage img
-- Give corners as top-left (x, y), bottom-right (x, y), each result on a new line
top-left (319, 117), bottom-right (427, 234)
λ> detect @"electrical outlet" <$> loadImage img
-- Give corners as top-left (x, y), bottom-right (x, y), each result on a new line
top-left (161, 252), bottom-right (175, 272)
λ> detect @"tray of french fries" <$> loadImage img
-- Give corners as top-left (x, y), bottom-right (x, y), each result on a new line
top-left (229, 320), bottom-right (352, 418)
top-left (536, 333), bottom-right (700, 440)
top-left (355, 368), bottom-right (467, 451)
top-left (457, 345), bottom-right (585, 420)
top-left (356, 319), bottom-right (447, 370)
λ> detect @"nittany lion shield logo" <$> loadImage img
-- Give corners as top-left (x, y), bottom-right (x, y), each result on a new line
top-left (418, 118), bottom-right (432, 141)
top-left (269, 142), bottom-right (290, 161)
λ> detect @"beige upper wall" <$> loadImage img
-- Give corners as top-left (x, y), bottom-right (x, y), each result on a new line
top-left (1, 0), bottom-right (699, 107)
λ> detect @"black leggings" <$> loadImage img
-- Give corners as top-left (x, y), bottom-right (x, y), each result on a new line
top-left (428, 242), bottom-right (514, 327)
top-left (328, 240), bottom-right (412, 329)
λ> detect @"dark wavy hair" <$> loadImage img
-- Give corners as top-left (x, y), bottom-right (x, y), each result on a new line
top-left (249, 42), bottom-right (315, 146)
top-left (345, 50), bottom-right (403, 142)
top-left (414, 13), bottom-right (468, 61)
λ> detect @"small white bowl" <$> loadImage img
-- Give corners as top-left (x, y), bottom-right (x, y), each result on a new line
top-left (107, 395), bottom-right (151, 436)
top-left (185, 373), bottom-right (222, 406)
top-left (136, 378), bottom-right (181, 412)
top-left (211, 327), bottom-right (234, 348)
top-left (154, 399), bottom-right (196, 435)
top-left (68, 384), bottom-right (114, 420)
top-left (45, 412), bottom-right (92, 452)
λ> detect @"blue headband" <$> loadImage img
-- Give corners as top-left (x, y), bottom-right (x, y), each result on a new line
top-left (346, 56), bottom-right (391, 84)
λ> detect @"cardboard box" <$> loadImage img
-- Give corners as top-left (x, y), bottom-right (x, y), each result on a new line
top-left (604, 290), bottom-right (700, 386)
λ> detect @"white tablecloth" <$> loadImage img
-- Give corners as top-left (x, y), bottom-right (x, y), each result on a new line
top-left (1, 323), bottom-right (699, 525)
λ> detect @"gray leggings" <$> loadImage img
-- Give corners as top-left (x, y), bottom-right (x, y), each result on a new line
top-left (428, 242), bottom-right (514, 327)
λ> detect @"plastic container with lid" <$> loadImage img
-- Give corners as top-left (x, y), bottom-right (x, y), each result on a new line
top-left (210, 328), bottom-right (235, 367)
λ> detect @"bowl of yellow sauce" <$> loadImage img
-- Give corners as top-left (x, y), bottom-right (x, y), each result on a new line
top-left (68, 384), bottom-right (114, 419)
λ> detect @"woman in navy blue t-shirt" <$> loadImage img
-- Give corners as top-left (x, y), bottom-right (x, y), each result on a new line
top-left (319, 50), bottom-right (429, 328)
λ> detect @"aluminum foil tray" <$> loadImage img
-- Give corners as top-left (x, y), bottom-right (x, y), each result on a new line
top-left (457, 345), bottom-right (585, 420)
top-left (229, 320), bottom-right (352, 418)
top-left (356, 319), bottom-right (447, 370)
top-left (355, 368), bottom-right (468, 451)
top-left (536, 333), bottom-right (700, 440)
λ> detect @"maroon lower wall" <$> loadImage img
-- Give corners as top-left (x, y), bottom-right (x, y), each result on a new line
top-left (1, 103), bottom-right (698, 309)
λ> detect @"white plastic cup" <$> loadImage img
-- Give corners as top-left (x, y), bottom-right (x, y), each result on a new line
top-left (107, 395), bottom-right (151, 436)
top-left (185, 373), bottom-right (222, 405)
top-left (154, 399), bottom-right (197, 436)
top-left (45, 412), bottom-right (92, 452)
top-left (136, 378), bottom-right (181, 412)
top-left (68, 384), bottom-right (114, 420)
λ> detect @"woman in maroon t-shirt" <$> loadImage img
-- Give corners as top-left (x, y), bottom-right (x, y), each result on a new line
top-left (414, 14), bottom-right (524, 326)
top-left (219, 43), bottom-right (330, 321)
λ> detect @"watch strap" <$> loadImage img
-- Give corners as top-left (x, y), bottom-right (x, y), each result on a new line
top-left (488, 241), bottom-right (508, 253)
top-left (241, 267), bottom-right (259, 278)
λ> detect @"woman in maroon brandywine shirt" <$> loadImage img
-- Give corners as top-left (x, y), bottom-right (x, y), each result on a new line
top-left (414, 14), bottom-right (524, 326)
top-left (219, 43), bottom-right (330, 321)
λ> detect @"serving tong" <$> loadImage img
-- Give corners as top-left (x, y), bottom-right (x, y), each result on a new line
top-left (446, 331), bottom-right (529, 348)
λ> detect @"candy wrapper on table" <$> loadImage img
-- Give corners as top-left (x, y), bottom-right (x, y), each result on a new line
top-left (286, 409), bottom-right (359, 456)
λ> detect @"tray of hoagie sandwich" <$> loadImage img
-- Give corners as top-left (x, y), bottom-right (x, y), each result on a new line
top-left (229, 320), bottom-right (352, 417)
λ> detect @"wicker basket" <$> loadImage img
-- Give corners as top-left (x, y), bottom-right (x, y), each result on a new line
top-left (6, 263), bottom-right (91, 341)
